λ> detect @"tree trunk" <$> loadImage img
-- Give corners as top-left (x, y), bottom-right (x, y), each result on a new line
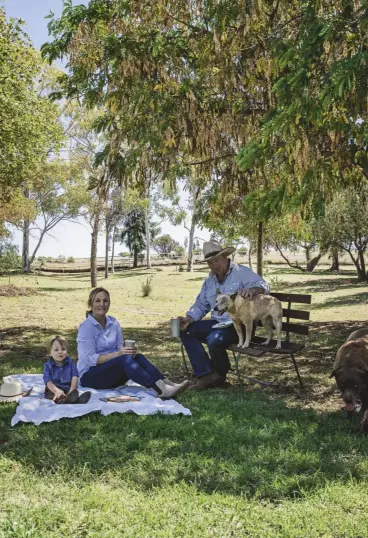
top-left (145, 207), bottom-right (151, 269)
top-left (305, 245), bottom-right (311, 264)
top-left (256, 221), bottom-right (263, 277)
top-left (248, 243), bottom-right (253, 270)
top-left (186, 187), bottom-right (200, 272)
top-left (22, 219), bottom-right (30, 273)
top-left (346, 248), bottom-right (365, 281)
top-left (133, 248), bottom-right (138, 268)
top-left (306, 254), bottom-right (322, 272)
top-left (110, 225), bottom-right (116, 274)
top-left (358, 249), bottom-right (367, 281)
top-left (329, 249), bottom-right (339, 272)
top-left (90, 211), bottom-right (101, 287)
top-left (29, 229), bottom-right (47, 266)
top-left (104, 221), bottom-right (109, 279)
top-left (187, 218), bottom-right (196, 273)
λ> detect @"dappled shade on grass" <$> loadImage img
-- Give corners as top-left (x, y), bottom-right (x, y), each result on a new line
top-left (1, 268), bottom-right (368, 536)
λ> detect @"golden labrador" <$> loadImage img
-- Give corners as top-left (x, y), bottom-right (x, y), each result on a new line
top-left (214, 293), bottom-right (283, 349)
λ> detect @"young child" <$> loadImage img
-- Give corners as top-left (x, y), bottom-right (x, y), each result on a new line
top-left (43, 335), bottom-right (91, 404)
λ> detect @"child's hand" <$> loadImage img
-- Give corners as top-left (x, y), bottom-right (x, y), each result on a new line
top-left (53, 388), bottom-right (65, 401)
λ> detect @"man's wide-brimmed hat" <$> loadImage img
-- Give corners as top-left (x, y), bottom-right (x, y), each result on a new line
top-left (202, 241), bottom-right (235, 262)
top-left (0, 380), bottom-right (32, 403)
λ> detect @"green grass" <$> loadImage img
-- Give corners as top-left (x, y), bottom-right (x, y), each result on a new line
top-left (1, 266), bottom-right (368, 537)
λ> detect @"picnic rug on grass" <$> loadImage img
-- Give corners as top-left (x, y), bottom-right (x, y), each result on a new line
top-left (3, 374), bottom-right (191, 426)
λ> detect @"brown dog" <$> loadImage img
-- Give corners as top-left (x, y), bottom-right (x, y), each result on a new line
top-left (214, 293), bottom-right (283, 349)
top-left (330, 327), bottom-right (368, 433)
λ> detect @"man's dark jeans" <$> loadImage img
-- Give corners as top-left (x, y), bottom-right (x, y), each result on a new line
top-left (180, 319), bottom-right (240, 378)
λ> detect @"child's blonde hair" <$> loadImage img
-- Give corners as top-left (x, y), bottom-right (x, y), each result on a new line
top-left (47, 335), bottom-right (68, 354)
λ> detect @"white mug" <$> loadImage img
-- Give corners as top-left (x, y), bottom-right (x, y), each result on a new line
top-left (124, 340), bottom-right (136, 348)
top-left (170, 318), bottom-right (181, 338)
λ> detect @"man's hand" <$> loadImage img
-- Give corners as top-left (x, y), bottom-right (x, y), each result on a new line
top-left (238, 287), bottom-right (264, 300)
top-left (52, 388), bottom-right (66, 401)
top-left (178, 315), bottom-right (194, 330)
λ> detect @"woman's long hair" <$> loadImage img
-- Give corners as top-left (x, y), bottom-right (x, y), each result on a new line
top-left (86, 287), bottom-right (110, 318)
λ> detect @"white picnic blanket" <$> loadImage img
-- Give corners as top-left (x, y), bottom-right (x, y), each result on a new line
top-left (4, 374), bottom-right (191, 426)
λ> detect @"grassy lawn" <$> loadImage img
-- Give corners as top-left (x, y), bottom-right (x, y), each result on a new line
top-left (1, 265), bottom-right (368, 537)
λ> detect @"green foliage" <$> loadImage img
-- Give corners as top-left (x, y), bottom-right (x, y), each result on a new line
top-left (67, 256), bottom-right (75, 263)
top-left (0, 239), bottom-right (21, 272)
top-left (319, 187), bottom-right (368, 279)
top-left (174, 245), bottom-right (185, 257)
top-left (0, 9), bottom-right (63, 206)
top-left (152, 234), bottom-right (180, 256)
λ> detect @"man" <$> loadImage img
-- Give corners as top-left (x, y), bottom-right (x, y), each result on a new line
top-left (179, 241), bottom-right (269, 390)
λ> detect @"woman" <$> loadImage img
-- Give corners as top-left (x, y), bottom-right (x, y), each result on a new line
top-left (77, 287), bottom-right (189, 399)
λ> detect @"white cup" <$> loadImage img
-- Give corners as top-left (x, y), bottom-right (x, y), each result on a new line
top-left (124, 340), bottom-right (136, 348)
top-left (170, 318), bottom-right (181, 338)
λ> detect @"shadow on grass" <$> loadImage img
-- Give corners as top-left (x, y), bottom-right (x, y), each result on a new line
top-left (1, 321), bottom-right (368, 501)
top-left (277, 276), bottom-right (367, 294)
top-left (0, 385), bottom-right (368, 501)
top-left (40, 287), bottom-right (86, 293)
top-left (311, 292), bottom-right (368, 310)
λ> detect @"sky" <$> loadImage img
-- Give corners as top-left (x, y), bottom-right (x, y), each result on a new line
top-left (4, 0), bottom-right (211, 258)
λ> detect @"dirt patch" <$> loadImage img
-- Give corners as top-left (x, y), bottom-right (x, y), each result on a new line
top-left (0, 285), bottom-right (38, 297)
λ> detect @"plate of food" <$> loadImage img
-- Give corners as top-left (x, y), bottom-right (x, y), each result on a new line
top-left (99, 395), bottom-right (142, 403)
top-left (212, 320), bottom-right (233, 329)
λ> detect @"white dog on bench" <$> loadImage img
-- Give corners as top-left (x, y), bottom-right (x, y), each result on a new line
top-left (214, 293), bottom-right (283, 349)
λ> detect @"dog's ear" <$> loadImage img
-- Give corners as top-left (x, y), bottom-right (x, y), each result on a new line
top-left (330, 367), bottom-right (342, 379)
top-left (230, 292), bottom-right (238, 301)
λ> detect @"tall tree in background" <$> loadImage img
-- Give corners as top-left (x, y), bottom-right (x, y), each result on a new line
top-left (120, 210), bottom-right (146, 269)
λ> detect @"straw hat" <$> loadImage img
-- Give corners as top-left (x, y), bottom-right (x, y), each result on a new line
top-left (0, 380), bottom-right (32, 402)
top-left (202, 241), bottom-right (235, 262)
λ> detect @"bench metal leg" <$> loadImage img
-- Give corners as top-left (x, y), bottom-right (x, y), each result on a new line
top-left (181, 343), bottom-right (190, 376)
top-left (290, 353), bottom-right (304, 389)
top-left (233, 351), bottom-right (244, 390)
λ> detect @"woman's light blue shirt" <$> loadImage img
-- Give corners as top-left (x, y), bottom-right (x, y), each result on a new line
top-left (77, 314), bottom-right (123, 378)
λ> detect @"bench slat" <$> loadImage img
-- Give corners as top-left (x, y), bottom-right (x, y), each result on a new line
top-left (282, 322), bottom-right (309, 335)
top-left (256, 320), bottom-right (309, 335)
top-left (228, 344), bottom-right (265, 357)
top-left (271, 292), bottom-right (312, 305)
top-left (282, 308), bottom-right (310, 321)
top-left (251, 336), bottom-right (305, 354)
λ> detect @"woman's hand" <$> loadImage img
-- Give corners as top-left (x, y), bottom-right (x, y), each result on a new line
top-left (119, 346), bottom-right (137, 357)
top-left (53, 388), bottom-right (66, 401)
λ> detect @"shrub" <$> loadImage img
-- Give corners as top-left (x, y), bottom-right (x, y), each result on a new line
top-left (0, 240), bottom-right (21, 272)
top-left (175, 245), bottom-right (185, 257)
top-left (67, 256), bottom-right (75, 263)
top-left (179, 264), bottom-right (185, 272)
top-left (141, 275), bottom-right (154, 297)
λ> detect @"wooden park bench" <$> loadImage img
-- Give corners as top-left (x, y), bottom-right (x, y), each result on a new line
top-left (180, 292), bottom-right (312, 389)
